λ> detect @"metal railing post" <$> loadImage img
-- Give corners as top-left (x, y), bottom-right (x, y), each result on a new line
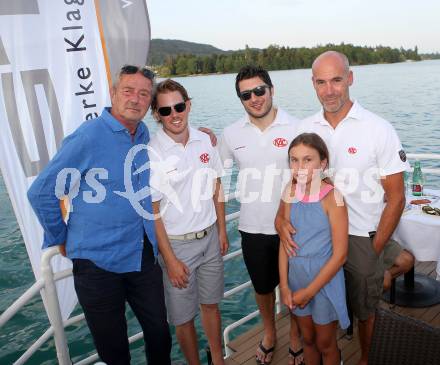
top-left (275, 286), bottom-right (282, 314)
top-left (40, 246), bottom-right (71, 365)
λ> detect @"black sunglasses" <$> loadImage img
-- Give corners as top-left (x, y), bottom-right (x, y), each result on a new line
top-left (157, 102), bottom-right (187, 117)
top-left (239, 85), bottom-right (270, 101)
top-left (120, 65), bottom-right (155, 81)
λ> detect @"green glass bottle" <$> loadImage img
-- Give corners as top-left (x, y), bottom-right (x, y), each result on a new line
top-left (411, 160), bottom-right (424, 196)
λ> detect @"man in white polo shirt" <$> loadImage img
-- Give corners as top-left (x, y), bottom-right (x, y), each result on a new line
top-left (276, 51), bottom-right (414, 365)
top-left (149, 79), bottom-right (228, 365)
top-left (219, 65), bottom-right (303, 365)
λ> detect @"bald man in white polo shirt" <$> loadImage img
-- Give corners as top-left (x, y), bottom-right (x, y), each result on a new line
top-left (219, 65), bottom-right (303, 365)
top-left (149, 79), bottom-right (228, 365)
top-left (276, 51), bottom-right (414, 365)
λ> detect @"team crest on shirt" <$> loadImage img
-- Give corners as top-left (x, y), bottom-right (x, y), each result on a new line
top-left (348, 147), bottom-right (357, 154)
top-left (200, 153), bottom-right (210, 163)
top-left (273, 137), bottom-right (288, 148)
top-left (399, 149), bottom-right (407, 162)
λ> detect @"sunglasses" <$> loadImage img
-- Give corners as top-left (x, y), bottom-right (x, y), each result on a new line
top-left (157, 102), bottom-right (187, 117)
top-left (239, 85), bottom-right (271, 101)
top-left (120, 65), bottom-right (155, 81)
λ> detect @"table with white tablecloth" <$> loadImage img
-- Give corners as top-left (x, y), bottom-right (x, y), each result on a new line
top-left (390, 189), bottom-right (440, 307)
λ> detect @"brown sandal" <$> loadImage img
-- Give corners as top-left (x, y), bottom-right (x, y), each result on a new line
top-left (288, 347), bottom-right (305, 365)
top-left (256, 341), bottom-right (275, 364)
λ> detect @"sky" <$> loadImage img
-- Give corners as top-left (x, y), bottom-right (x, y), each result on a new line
top-left (147, 0), bottom-right (440, 53)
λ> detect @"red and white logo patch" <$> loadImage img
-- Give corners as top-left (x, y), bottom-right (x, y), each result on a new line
top-left (273, 137), bottom-right (288, 148)
top-left (348, 147), bottom-right (357, 154)
top-left (200, 153), bottom-right (210, 163)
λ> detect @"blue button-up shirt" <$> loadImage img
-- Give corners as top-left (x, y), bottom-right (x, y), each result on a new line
top-left (27, 108), bottom-right (157, 273)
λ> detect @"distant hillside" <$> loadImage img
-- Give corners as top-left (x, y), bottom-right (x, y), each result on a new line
top-left (147, 39), bottom-right (228, 65)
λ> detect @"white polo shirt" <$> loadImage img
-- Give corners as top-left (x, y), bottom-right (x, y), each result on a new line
top-left (298, 101), bottom-right (410, 237)
top-left (219, 107), bottom-right (299, 234)
top-left (149, 127), bottom-right (223, 235)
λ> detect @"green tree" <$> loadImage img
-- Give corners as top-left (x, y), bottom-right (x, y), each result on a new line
top-left (157, 42), bottom-right (422, 77)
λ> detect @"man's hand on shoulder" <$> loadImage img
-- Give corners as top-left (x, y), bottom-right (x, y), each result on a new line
top-left (198, 127), bottom-right (217, 146)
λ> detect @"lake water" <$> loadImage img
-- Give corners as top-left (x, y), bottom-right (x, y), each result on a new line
top-left (1, 60), bottom-right (440, 364)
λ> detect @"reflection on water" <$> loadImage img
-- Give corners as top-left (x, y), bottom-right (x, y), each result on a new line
top-left (1, 60), bottom-right (439, 363)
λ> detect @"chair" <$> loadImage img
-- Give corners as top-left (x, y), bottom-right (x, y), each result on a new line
top-left (368, 308), bottom-right (440, 365)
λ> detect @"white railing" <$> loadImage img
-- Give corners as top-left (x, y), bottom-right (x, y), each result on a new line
top-left (1, 153), bottom-right (439, 364)
top-left (0, 192), bottom-right (253, 364)
top-left (406, 153), bottom-right (440, 175)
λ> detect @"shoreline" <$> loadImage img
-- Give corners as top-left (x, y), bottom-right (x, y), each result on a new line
top-left (152, 59), bottom-right (435, 78)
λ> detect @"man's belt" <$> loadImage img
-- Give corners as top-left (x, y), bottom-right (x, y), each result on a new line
top-left (168, 224), bottom-right (214, 241)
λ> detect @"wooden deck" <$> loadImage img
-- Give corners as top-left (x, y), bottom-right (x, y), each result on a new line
top-left (224, 261), bottom-right (440, 365)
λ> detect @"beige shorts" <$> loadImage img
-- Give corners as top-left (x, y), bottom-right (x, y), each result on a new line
top-left (158, 224), bottom-right (224, 326)
top-left (344, 236), bottom-right (403, 321)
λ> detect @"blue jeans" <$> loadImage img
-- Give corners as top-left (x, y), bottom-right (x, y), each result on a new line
top-left (73, 240), bottom-right (171, 365)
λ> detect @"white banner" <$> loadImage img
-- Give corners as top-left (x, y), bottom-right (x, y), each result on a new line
top-left (0, 0), bottom-right (151, 320)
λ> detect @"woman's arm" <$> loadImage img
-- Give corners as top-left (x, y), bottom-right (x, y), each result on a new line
top-left (292, 188), bottom-right (348, 308)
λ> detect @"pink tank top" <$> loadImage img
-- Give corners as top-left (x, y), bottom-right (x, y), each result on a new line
top-left (297, 183), bottom-right (334, 203)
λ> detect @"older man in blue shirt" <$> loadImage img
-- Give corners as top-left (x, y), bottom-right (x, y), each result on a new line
top-left (27, 65), bottom-right (171, 365)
